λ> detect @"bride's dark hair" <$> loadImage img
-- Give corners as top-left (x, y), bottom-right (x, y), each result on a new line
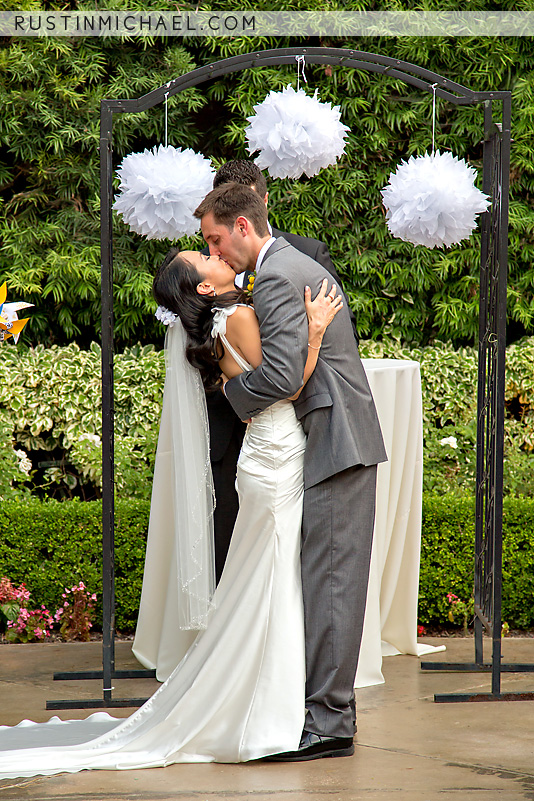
top-left (153, 248), bottom-right (248, 391)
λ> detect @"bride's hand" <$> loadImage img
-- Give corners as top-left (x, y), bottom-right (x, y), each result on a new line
top-left (305, 279), bottom-right (343, 342)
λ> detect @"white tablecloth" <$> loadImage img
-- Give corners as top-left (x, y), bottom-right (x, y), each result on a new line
top-left (355, 359), bottom-right (444, 689)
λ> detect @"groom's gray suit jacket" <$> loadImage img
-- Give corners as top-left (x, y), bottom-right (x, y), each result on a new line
top-left (225, 238), bottom-right (387, 489)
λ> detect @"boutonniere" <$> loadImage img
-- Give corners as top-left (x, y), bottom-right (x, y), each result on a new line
top-left (244, 271), bottom-right (256, 299)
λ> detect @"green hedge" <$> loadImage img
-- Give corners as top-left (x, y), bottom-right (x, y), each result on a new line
top-left (1, 494), bottom-right (533, 632)
top-left (0, 498), bottom-right (149, 631)
top-left (420, 494), bottom-right (534, 628)
top-left (0, 342), bottom-right (162, 500)
top-left (3, 337), bottom-right (534, 501)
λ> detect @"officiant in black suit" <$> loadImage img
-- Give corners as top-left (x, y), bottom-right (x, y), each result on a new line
top-left (202, 160), bottom-right (359, 582)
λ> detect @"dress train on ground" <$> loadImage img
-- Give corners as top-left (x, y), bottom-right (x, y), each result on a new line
top-left (0, 400), bottom-right (306, 778)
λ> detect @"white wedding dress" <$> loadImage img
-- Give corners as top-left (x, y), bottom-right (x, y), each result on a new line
top-left (0, 308), bottom-right (306, 778)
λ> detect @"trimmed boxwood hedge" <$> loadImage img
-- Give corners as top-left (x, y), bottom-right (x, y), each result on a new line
top-left (0, 498), bottom-right (149, 632)
top-left (420, 493), bottom-right (534, 628)
top-left (1, 493), bottom-right (533, 631)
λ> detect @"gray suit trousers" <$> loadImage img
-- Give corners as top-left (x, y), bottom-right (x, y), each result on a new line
top-left (302, 463), bottom-right (377, 739)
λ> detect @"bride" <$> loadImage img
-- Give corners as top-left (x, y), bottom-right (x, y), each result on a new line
top-left (0, 248), bottom-right (341, 778)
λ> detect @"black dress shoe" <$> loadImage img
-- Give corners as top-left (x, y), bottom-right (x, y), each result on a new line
top-left (264, 731), bottom-right (355, 762)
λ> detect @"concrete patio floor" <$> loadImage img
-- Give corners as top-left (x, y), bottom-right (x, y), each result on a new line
top-left (0, 637), bottom-right (533, 800)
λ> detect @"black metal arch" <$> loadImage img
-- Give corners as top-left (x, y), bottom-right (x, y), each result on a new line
top-left (102, 46), bottom-right (509, 115)
top-left (48, 46), bottom-right (520, 710)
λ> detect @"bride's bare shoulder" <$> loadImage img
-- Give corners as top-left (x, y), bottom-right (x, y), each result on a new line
top-left (226, 304), bottom-right (258, 331)
top-left (225, 304), bottom-right (261, 367)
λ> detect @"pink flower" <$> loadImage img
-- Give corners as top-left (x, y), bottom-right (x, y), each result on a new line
top-left (0, 577), bottom-right (13, 603)
top-left (446, 593), bottom-right (459, 603)
top-left (417, 625), bottom-right (426, 636)
top-left (0, 578), bottom-right (32, 606)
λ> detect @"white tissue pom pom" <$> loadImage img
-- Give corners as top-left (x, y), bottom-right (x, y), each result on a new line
top-left (245, 85), bottom-right (350, 179)
top-left (381, 151), bottom-right (490, 249)
top-left (113, 145), bottom-right (215, 240)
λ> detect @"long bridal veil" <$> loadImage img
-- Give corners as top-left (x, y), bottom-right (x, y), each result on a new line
top-left (132, 318), bottom-right (217, 678)
top-left (162, 318), bottom-right (216, 630)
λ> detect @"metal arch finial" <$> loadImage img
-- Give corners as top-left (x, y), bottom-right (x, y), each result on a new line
top-left (295, 54), bottom-right (307, 92)
top-left (164, 91), bottom-right (169, 148)
top-left (431, 82), bottom-right (438, 154)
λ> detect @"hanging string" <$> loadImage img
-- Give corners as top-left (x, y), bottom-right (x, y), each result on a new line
top-left (164, 92), bottom-right (169, 148)
top-left (295, 55), bottom-right (307, 92)
top-left (431, 83), bottom-right (438, 155)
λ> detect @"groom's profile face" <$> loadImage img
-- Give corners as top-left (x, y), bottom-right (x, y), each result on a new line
top-left (201, 212), bottom-right (249, 275)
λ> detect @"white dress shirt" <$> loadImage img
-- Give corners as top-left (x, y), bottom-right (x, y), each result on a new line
top-left (234, 223), bottom-right (274, 288)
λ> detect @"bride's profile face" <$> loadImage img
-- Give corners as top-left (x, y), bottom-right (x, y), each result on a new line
top-left (181, 251), bottom-right (236, 295)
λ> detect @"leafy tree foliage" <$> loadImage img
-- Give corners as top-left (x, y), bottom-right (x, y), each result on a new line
top-left (1, 1), bottom-right (533, 347)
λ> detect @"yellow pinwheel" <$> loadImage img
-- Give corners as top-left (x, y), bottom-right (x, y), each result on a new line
top-left (0, 283), bottom-right (33, 343)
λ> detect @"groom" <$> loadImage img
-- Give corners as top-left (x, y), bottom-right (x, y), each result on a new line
top-left (204, 159), bottom-right (359, 583)
top-left (195, 184), bottom-right (387, 761)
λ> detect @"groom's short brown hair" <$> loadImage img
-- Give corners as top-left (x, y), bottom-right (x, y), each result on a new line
top-left (194, 183), bottom-right (269, 237)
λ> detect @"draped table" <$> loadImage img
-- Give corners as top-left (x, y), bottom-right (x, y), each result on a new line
top-left (355, 359), bottom-right (444, 689)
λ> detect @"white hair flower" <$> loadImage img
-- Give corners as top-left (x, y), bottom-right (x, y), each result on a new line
top-left (155, 306), bottom-right (177, 327)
